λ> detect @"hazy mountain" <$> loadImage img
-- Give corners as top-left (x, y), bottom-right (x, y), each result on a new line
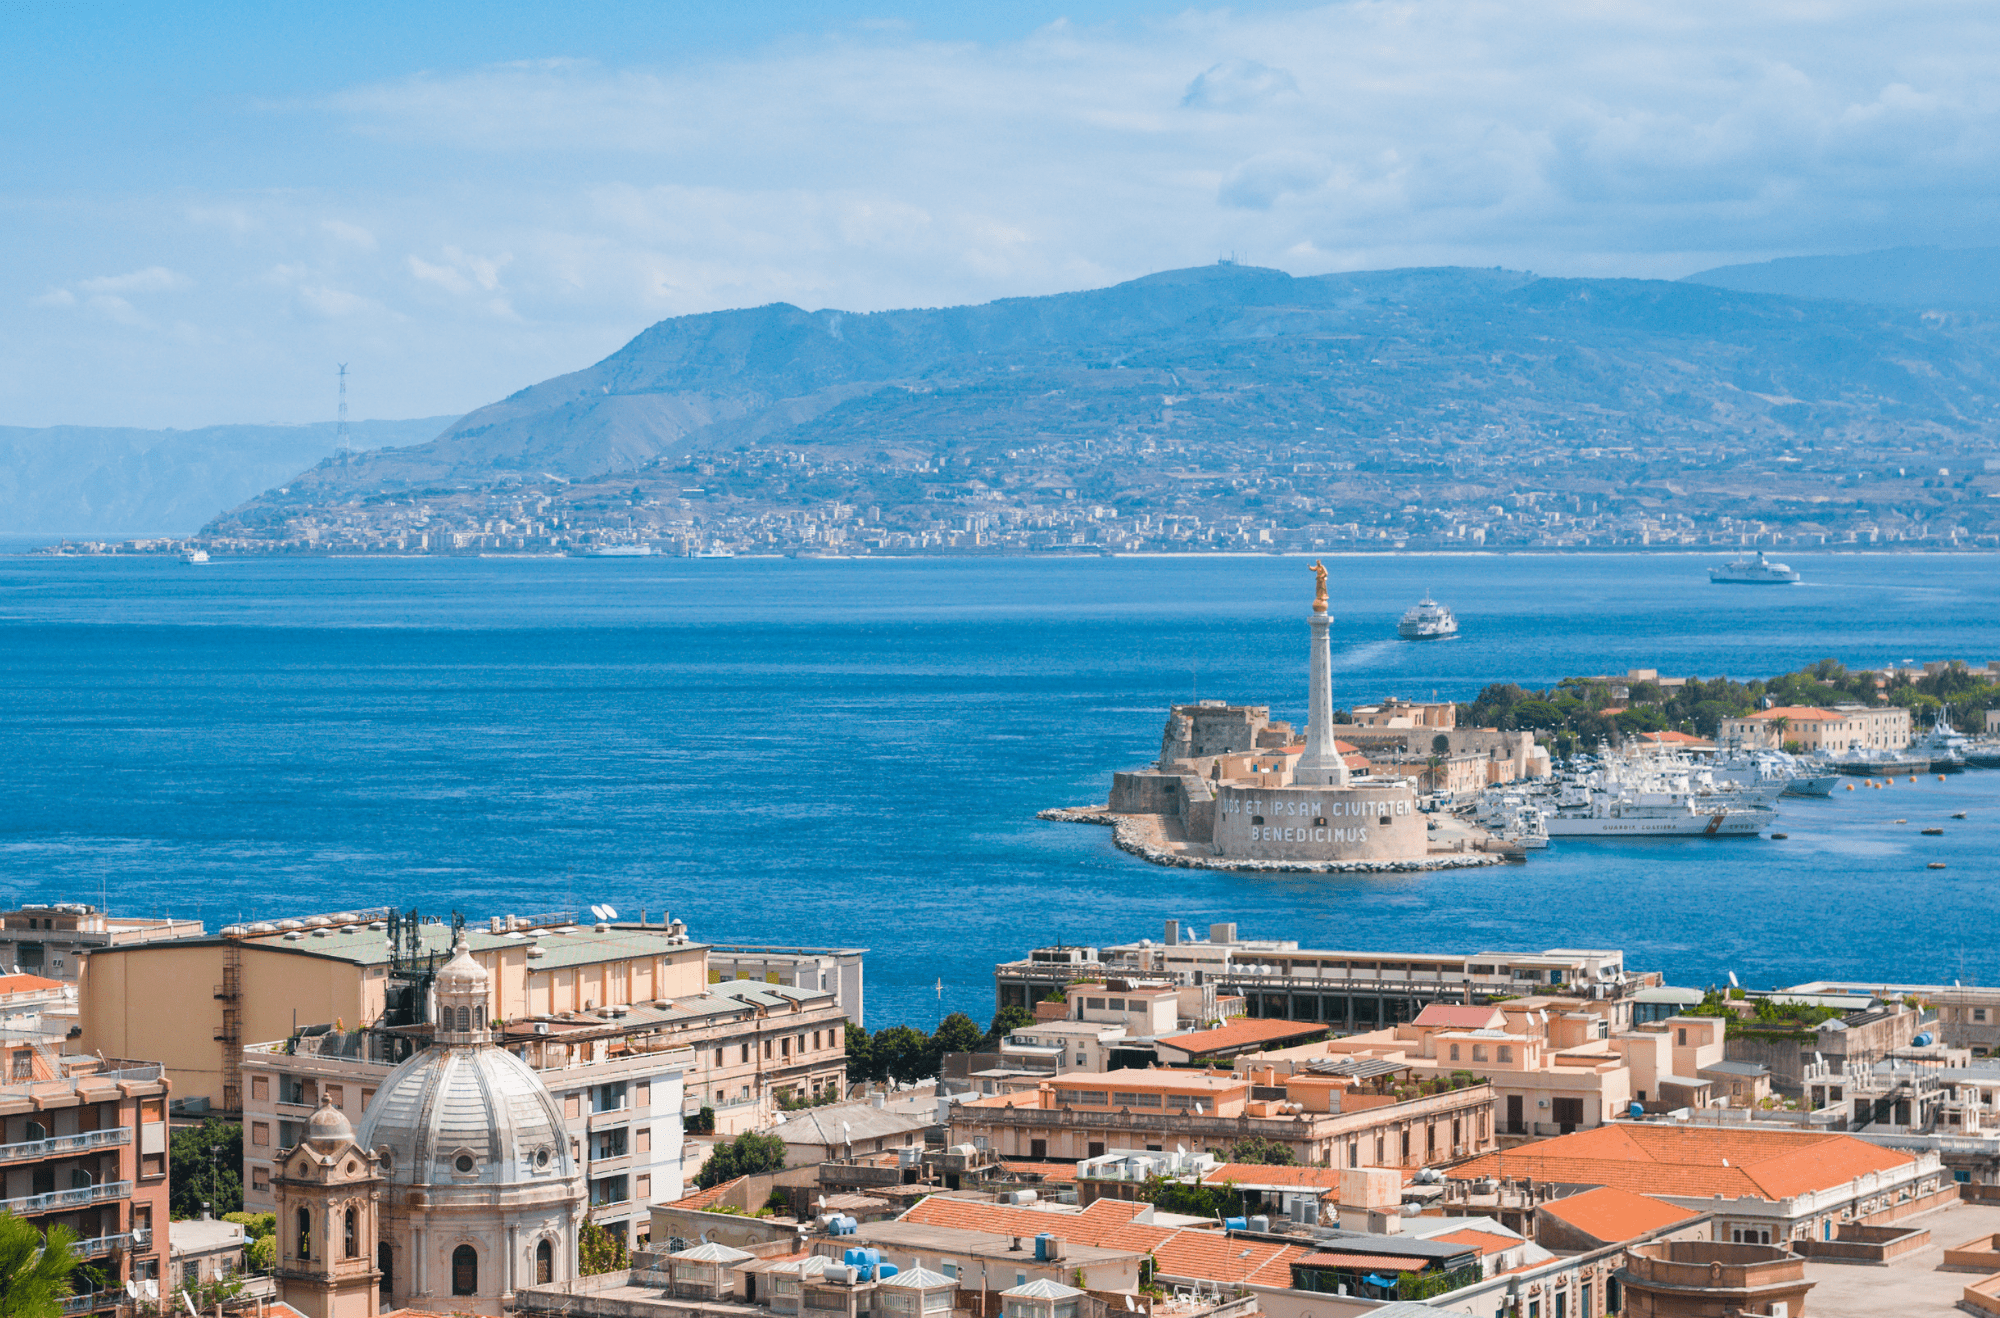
top-left (256, 261), bottom-right (2000, 512)
top-left (1684, 246), bottom-right (2000, 311)
top-left (0, 418), bottom-right (453, 536)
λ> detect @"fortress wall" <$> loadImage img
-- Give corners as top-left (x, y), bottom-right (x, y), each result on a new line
top-left (1210, 783), bottom-right (1427, 863)
top-left (1110, 771), bottom-right (1187, 815)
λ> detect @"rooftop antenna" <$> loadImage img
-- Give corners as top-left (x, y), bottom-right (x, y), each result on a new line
top-left (336, 363), bottom-right (351, 462)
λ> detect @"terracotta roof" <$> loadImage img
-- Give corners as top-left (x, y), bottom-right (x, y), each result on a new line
top-left (0, 974), bottom-right (63, 994)
top-left (898, 1195), bottom-right (1308, 1287)
top-left (1429, 1227), bottom-right (1518, 1257)
top-left (1538, 1186), bottom-right (1705, 1244)
top-left (1743, 706), bottom-right (1844, 722)
top-left (1200, 1164), bottom-right (1345, 1189)
top-left (1411, 1005), bottom-right (1506, 1031)
top-left (670, 1175), bottom-right (747, 1211)
top-left (1000, 1161), bottom-right (1079, 1183)
top-left (1157, 1019), bottom-right (1329, 1054)
top-left (1452, 1125), bottom-right (1914, 1201)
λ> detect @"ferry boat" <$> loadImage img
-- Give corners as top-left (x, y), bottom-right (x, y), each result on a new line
top-left (181, 549), bottom-right (209, 564)
top-left (573, 545), bottom-right (654, 557)
top-left (1542, 791), bottom-right (1771, 837)
top-left (1710, 550), bottom-right (1800, 584)
top-left (1397, 594), bottom-right (1458, 640)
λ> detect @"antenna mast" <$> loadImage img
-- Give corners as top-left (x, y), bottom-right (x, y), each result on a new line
top-left (336, 362), bottom-right (351, 461)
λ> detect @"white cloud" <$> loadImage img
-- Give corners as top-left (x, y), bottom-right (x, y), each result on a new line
top-left (12, 0), bottom-right (2000, 427)
top-left (77, 266), bottom-right (192, 295)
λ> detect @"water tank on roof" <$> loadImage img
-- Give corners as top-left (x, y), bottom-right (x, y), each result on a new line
top-left (1914, 1032), bottom-right (1935, 1048)
top-left (1248, 1215), bottom-right (1269, 1233)
top-left (876, 1265), bottom-right (898, 1281)
top-left (1629, 1102), bottom-right (1646, 1120)
top-left (1224, 1217), bottom-right (1247, 1232)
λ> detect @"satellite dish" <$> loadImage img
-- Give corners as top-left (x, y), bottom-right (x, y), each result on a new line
top-left (601, 905), bottom-right (619, 920)
top-left (1727, 971), bottom-right (1739, 989)
top-left (587, 904), bottom-right (607, 921)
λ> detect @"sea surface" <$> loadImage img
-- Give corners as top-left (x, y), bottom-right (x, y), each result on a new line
top-left (1, 551), bottom-right (1998, 1028)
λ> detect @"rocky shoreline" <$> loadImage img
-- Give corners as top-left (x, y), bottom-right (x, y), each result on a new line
top-left (1038, 804), bottom-right (1508, 873)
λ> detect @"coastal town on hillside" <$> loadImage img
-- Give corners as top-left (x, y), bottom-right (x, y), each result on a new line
top-left (38, 430), bottom-right (2000, 558)
top-left (14, 638), bottom-right (2000, 1318)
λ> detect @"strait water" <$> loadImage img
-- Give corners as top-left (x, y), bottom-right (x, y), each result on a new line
top-left (1, 551), bottom-right (1998, 1028)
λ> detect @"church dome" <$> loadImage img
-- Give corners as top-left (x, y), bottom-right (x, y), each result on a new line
top-left (305, 1097), bottom-right (356, 1150)
top-left (357, 1041), bottom-right (576, 1189)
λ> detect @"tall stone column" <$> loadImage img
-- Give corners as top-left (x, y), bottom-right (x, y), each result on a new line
top-left (1295, 569), bottom-right (1350, 788)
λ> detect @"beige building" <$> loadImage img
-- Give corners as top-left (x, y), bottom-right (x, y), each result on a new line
top-left (79, 915), bottom-right (709, 1111)
top-left (0, 903), bottom-right (202, 982)
top-left (1718, 703), bottom-right (1911, 751)
top-left (949, 1066), bottom-right (1497, 1169)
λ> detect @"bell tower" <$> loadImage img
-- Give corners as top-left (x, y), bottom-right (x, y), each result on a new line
top-left (273, 1098), bottom-right (384, 1318)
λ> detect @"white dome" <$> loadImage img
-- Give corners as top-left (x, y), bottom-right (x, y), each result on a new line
top-left (356, 1044), bottom-right (576, 1190)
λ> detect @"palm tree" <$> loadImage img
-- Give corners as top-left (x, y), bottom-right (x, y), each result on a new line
top-left (0, 1213), bottom-right (82, 1318)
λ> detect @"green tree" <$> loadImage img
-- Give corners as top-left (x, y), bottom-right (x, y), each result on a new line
top-left (247, 1237), bottom-right (276, 1274)
top-left (221, 1212), bottom-right (274, 1241)
top-left (1226, 1136), bottom-right (1298, 1166)
top-left (870, 1025), bottom-right (931, 1083)
top-left (577, 1219), bottom-right (627, 1275)
top-left (696, 1132), bottom-right (788, 1189)
top-left (927, 1012), bottom-right (985, 1073)
top-left (0, 1212), bottom-right (82, 1318)
top-left (168, 1119), bottom-right (243, 1219)
top-left (986, 1005), bottom-right (1036, 1043)
top-left (845, 1022), bottom-right (873, 1083)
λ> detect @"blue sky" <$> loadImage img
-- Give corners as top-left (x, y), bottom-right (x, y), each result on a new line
top-left (5, 1), bottom-right (1999, 429)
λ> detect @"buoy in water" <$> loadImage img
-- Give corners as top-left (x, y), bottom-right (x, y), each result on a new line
top-left (1938, 775), bottom-right (1947, 782)
top-left (1910, 775), bottom-right (1918, 783)
top-left (1845, 783), bottom-right (1855, 791)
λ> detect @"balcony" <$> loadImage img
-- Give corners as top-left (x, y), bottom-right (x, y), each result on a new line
top-left (59, 1293), bottom-right (117, 1314)
top-left (0, 1181), bottom-right (133, 1217)
top-left (73, 1231), bottom-right (140, 1260)
top-left (0, 1128), bottom-right (131, 1166)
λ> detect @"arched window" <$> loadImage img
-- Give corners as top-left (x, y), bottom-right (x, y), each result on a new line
top-left (451, 1245), bottom-right (478, 1296)
top-left (536, 1239), bottom-right (553, 1285)
top-left (344, 1207), bottom-right (357, 1258)
top-left (296, 1208), bottom-right (312, 1261)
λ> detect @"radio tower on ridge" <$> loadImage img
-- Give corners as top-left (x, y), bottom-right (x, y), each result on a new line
top-left (336, 362), bottom-right (351, 462)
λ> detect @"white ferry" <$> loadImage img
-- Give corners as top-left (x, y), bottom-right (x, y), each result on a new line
top-left (1543, 794), bottom-right (1770, 837)
top-left (574, 545), bottom-right (654, 557)
top-left (181, 549), bottom-right (210, 564)
top-left (1710, 550), bottom-right (1800, 584)
top-left (1397, 594), bottom-right (1458, 640)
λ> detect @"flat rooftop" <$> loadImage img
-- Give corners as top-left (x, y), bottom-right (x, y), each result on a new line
top-left (845, 1219), bottom-right (1143, 1266)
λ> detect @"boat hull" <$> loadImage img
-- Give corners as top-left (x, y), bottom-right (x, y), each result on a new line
top-left (1781, 775), bottom-right (1839, 797)
top-left (1544, 811), bottom-right (1768, 837)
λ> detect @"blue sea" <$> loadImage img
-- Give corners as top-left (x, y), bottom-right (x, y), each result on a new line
top-left (1, 550), bottom-right (1997, 1028)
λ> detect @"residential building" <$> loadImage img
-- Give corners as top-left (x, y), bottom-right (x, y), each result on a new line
top-left (169, 1218), bottom-right (251, 1292)
top-left (1451, 1124), bottom-right (1952, 1246)
top-left (1153, 1019), bottom-right (1329, 1065)
top-left (948, 1067), bottom-right (1497, 1169)
top-left (705, 945), bottom-right (867, 1026)
top-left (770, 1100), bottom-right (936, 1165)
top-left (80, 911), bottom-right (709, 1111)
top-left (1717, 703), bottom-right (1912, 751)
top-left (994, 925), bottom-right (1646, 1026)
top-left (0, 1048), bottom-right (172, 1314)
top-left (0, 904), bottom-right (203, 982)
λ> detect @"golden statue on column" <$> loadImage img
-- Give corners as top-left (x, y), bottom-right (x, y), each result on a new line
top-left (1310, 560), bottom-right (1328, 614)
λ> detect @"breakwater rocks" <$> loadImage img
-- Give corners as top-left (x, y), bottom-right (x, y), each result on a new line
top-left (1037, 805), bottom-right (1507, 873)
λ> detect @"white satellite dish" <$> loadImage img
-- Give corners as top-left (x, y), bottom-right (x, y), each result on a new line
top-left (1727, 971), bottom-right (1739, 989)
top-left (588, 904), bottom-right (608, 921)
top-left (601, 905), bottom-right (619, 920)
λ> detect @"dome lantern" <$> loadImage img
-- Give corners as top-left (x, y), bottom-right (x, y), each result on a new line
top-left (433, 938), bottom-right (493, 1045)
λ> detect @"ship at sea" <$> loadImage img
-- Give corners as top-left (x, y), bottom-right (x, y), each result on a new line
top-left (1710, 550), bottom-right (1800, 584)
top-left (572, 545), bottom-right (654, 557)
top-left (1397, 594), bottom-right (1458, 640)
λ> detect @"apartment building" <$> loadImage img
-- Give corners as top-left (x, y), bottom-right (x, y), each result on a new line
top-left (948, 1067), bottom-right (1496, 1170)
top-left (994, 923), bottom-right (1643, 1026)
top-left (705, 945), bottom-right (867, 1026)
top-left (0, 904), bottom-right (203, 983)
top-left (0, 1047), bottom-right (172, 1313)
top-left (80, 912), bottom-right (709, 1110)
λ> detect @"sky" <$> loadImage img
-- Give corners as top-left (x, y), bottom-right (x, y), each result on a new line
top-left (6, 0), bottom-right (2000, 429)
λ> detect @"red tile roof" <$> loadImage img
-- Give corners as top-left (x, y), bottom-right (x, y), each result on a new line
top-left (1452, 1125), bottom-right (1914, 1201)
top-left (1411, 1004), bottom-right (1506, 1030)
top-left (1000, 1161), bottom-right (1079, 1183)
top-left (1293, 1251), bottom-right (1415, 1270)
top-left (1157, 1018), bottom-right (1329, 1054)
top-left (1538, 1186), bottom-right (1705, 1244)
top-left (670, 1176), bottom-right (747, 1211)
top-left (1200, 1164), bottom-right (1345, 1190)
top-left (0, 974), bottom-right (63, 994)
top-left (1429, 1227), bottom-right (1518, 1257)
top-left (898, 1195), bottom-right (1310, 1286)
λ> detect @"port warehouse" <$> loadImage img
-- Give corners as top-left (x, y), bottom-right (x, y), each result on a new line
top-left (995, 924), bottom-right (1633, 1028)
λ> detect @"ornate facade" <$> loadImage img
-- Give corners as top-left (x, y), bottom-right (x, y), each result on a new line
top-left (276, 940), bottom-right (586, 1317)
